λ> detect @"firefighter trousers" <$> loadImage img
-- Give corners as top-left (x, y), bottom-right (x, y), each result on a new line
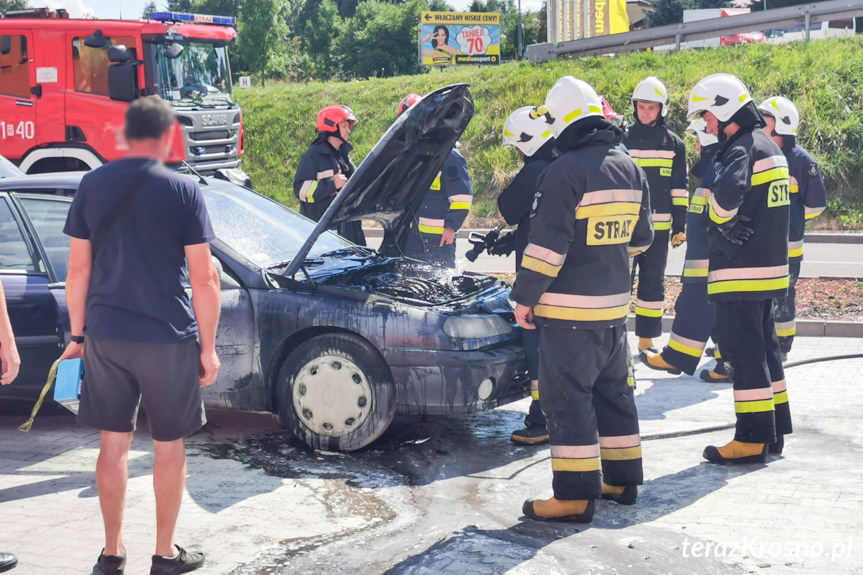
top-left (523, 326), bottom-right (545, 426)
top-left (633, 229), bottom-right (670, 338)
top-left (713, 300), bottom-right (792, 444)
top-left (539, 324), bottom-right (643, 500)
top-left (773, 257), bottom-right (801, 354)
top-left (661, 280), bottom-right (716, 375)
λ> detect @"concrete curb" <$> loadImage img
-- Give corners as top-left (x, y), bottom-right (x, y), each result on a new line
top-left (625, 315), bottom-right (863, 337)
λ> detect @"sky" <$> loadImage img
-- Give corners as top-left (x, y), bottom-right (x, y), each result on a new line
top-left (46, 0), bottom-right (546, 21)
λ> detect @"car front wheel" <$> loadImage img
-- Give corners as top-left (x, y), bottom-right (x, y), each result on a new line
top-left (277, 333), bottom-right (396, 451)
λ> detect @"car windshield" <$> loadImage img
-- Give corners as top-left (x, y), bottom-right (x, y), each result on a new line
top-left (154, 41), bottom-right (233, 107)
top-left (202, 185), bottom-right (352, 269)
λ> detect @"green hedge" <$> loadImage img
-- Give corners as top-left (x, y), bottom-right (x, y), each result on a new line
top-left (236, 36), bottom-right (863, 220)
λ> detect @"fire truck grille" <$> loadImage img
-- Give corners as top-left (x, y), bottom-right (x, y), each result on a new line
top-left (189, 130), bottom-right (232, 142)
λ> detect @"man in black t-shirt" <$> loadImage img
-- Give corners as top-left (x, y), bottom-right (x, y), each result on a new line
top-left (61, 97), bottom-right (221, 575)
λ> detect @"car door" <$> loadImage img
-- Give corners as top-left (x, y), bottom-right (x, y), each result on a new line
top-left (0, 30), bottom-right (38, 163)
top-left (0, 193), bottom-right (64, 398)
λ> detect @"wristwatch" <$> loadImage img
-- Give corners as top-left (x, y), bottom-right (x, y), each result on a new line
top-left (70, 335), bottom-right (85, 344)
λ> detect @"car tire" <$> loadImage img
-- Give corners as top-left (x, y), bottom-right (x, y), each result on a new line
top-left (277, 333), bottom-right (396, 452)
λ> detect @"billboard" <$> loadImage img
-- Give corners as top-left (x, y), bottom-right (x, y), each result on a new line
top-left (420, 12), bottom-right (501, 66)
top-left (547, 0), bottom-right (629, 43)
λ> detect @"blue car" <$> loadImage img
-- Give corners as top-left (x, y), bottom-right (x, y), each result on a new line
top-left (0, 85), bottom-right (528, 451)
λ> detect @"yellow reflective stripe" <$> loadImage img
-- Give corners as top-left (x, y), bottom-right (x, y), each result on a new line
top-left (805, 207), bottom-right (825, 220)
top-left (449, 202), bottom-right (472, 210)
top-left (430, 176), bottom-right (441, 191)
top-left (534, 303), bottom-right (630, 322)
top-left (776, 326), bottom-right (796, 337)
top-left (600, 446), bottom-right (642, 461)
top-left (575, 202), bottom-right (641, 219)
top-left (306, 180), bottom-right (319, 203)
top-left (588, 105), bottom-right (602, 114)
top-left (654, 221), bottom-right (672, 231)
top-left (788, 246), bottom-right (804, 258)
top-left (417, 224), bottom-right (444, 234)
top-left (691, 196), bottom-right (708, 206)
top-left (627, 376), bottom-right (635, 387)
top-left (635, 307), bottom-right (663, 318)
top-left (541, 130), bottom-right (551, 138)
top-left (672, 197), bottom-right (689, 206)
top-left (522, 255), bottom-right (562, 278)
top-left (531, 390), bottom-right (539, 400)
top-left (633, 158), bottom-right (674, 168)
top-left (735, 399), bottom-right (775, 414)
top-left (683, 268), bottom-right (708, 278)
top-left (789, 184), bottom-right (799, 194)
top-left (751, 167), bottom-right (789, 187)
top-left (563, 108), bottom-right (583, 123)
top-left (708, 276), bottom-right (789, 295)
top-left (774, 390), bottom-right (789, 405)
top-left (551, 457), bottom-right (601, 472)
top-left (668, 338), bottom-right (703, 358)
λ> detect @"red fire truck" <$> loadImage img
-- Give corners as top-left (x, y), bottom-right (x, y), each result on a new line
top-left (0, 8), bottom-right (247, 182)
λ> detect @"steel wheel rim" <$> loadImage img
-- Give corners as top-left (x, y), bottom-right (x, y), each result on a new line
top-left (293, 354), bottom-right (373, 437)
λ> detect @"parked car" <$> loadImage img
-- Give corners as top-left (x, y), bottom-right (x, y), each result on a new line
top-left (0, 155), bottom-right (24, 179)
top-left (0, 84), bottom-right (529, 451)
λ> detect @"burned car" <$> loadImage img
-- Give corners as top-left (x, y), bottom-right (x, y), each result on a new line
top-left (0, 84), bottom-right (528, 450)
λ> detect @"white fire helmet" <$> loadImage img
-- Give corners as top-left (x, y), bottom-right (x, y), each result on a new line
top-left (502, 106), bottom-right (555, 157)
top-left (686, 117), bottom-right (718, 147)
top-left (631, 76), bottom-right (669, 117)
top-left (757, 96), bottom-right (799, 136)
top-left (687, 73), bottom-right (752, 122)
top-left (544, 76), bottom-right (604, 138)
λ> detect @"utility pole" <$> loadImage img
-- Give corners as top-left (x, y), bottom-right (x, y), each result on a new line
top-left (517, 0), bottom-right (523, 59)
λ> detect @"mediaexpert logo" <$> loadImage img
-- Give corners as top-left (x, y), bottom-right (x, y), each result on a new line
top-left (681, 536), bottom-right (855, 563)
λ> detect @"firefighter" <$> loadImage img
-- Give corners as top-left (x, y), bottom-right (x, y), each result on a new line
top-left (757, 96), bottom-right (827, 358)
top-left (399, 94), bottom-right (473, 267)
top-left (512, 76), bottom-right (653, 522)
top-left (624, 76), bottom-right (689, 353)
top-left (687, 74), bottom-right (792, 463)
top-left (498, 105), bottom-right (558, 445)
top-left (642, 118), bottom-right (724, 377)
top-left (293, 104), bottom-right (366, 246)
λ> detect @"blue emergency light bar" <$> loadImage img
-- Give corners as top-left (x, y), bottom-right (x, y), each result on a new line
top-left (150, 11), bottom-right (236, 26)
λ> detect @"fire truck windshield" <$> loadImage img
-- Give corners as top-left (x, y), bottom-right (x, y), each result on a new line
top-left (154, 41), bottom-right (233, 108)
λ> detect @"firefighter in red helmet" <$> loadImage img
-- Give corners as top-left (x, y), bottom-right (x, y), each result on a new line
top-left (293, 104), bottom-right (366, 245)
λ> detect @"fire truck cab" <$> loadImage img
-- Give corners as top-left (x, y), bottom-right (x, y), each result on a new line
top-left (0, 8), bottom-right (247, 182)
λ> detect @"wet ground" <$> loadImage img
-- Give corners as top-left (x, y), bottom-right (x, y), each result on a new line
top-left (2, 334), bottom-right (862, 574)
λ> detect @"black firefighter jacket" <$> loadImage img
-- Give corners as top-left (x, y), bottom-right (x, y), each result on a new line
top-left (510, 125), bottom-right (654, 330)
top-left (707, 127), bottom-right (790, 302)
top-left (624, 122), bottom-right (688, 235)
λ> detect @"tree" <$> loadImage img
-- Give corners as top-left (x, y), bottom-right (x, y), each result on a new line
top-left (1, 0), bottom-right (30, 12)
top-left (238, 0), bottom-right (282, 86)
top-left (647, 0), bottom-right (697, 27)
top-left (303, 0), bottom-right (343, 78)
top-left (141, 0), bottom-right (157, 18)
top-left (335, 0), bottom-right (424, 79)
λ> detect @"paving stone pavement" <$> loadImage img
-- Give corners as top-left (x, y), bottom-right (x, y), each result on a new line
top-left (0, 334), bottom-right (861, 574)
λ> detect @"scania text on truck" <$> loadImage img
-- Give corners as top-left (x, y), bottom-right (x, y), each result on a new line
top-left (0, 8), bottom-right (248, 183)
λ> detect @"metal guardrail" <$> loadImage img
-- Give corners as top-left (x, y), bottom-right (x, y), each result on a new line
top-left (526, 0), bottom-right (863, 62)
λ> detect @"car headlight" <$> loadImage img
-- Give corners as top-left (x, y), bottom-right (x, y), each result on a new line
top-left (443, 314), bottom-right (513, 339)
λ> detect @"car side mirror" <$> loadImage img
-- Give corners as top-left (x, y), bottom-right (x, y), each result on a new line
top-left (107, 44), bottom-right (131, 63)
top-left (165, 43), bottom-right (184, 59)
top-left (84, 30), bottom-right (108, 48)
top-left (108, 62), bottom-right (138, 102)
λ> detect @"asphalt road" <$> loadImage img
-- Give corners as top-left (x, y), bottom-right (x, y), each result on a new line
top-left (365, 233), bottom-right (863, 278)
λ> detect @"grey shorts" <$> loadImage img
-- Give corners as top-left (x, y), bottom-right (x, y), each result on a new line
top-left (78, 337), bottom-right (206, 442)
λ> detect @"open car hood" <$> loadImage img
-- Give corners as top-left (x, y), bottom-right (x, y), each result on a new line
top-left (284, 84), bottom-right (474, 278)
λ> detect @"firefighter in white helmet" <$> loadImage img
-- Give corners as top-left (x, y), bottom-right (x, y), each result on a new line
top-left (511, 76), bottom-right (653, 522)
top-left (499, 105), bottom-right (558, 446)
top-left (624, 76), bottom-right (689, 354)
top-left (757, 96), bottom-right (826, 360)
top-left (688, 74), bottom-right (792, 463)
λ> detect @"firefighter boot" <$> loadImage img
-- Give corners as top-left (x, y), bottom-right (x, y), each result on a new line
top-left (638, 337), bottom-right (657, 353)
top-left (703, 440), bottom-right (767, 464)
top-left (511, 424), bottom-right (550, 445)
top-left (640, 350), bottom-right (682, 375)
top-left (699, 360), bottom-right (730, 383)
top-left (769, 434), bottom-right (784, 455)
top-left (601, 482), bottom-right (638, 505)
top-left (522, 497), bottom-right (595, 523)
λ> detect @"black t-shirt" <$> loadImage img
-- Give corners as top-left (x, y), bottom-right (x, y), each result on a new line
top-left (64, 158), bottom-right (214, 343)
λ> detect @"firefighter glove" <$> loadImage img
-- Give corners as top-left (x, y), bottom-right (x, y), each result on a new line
top-left (718, 215), bottom-right (754, 246)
